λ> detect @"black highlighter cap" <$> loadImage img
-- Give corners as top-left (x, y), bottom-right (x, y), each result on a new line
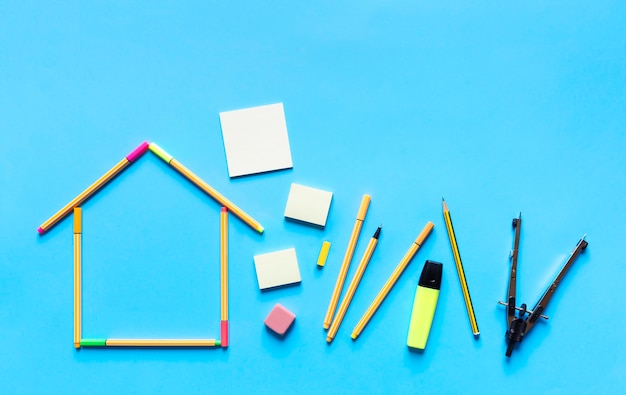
top-left (418, 260), bottom-right (443, 290)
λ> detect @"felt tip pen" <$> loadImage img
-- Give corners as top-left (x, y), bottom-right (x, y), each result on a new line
top-left (407, 260), bottom-right (443, 350)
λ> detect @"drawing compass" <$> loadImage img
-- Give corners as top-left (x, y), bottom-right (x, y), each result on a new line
top-left (498, 214), bottom-right (588, 357)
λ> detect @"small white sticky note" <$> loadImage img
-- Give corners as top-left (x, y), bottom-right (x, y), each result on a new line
top-left (253, 248), bottom-right (301, 290)
top-left (219, 103), bottom-right (293, 177)
top-left (284, 183), bottom-right (333, 227)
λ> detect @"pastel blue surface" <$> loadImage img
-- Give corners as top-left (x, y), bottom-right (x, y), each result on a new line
top-left (1, 1), bottom-right (625, 394)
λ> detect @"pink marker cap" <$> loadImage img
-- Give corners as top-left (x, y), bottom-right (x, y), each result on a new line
top-left (220, 320), bottom-right (229, 348)
top-left (126, 141), bottom-right (150, 162)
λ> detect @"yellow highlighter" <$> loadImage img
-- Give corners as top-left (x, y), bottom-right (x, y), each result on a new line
top-left (407, 260), bottom-right (443, 350)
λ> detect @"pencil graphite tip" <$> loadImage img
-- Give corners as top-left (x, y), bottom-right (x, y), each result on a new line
top-left (442, 199), bottom-right (448, 212)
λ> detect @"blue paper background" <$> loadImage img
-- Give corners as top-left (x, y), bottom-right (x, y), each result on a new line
top-left (1, 1), bottom-right (625, 394)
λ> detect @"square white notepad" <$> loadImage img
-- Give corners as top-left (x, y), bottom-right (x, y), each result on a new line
top-left (219, 103), bottom-right (293, 177)
top-left (253, 248), bottom-right (301, 290)
top-left (284, 183), bottom-right (333, 227)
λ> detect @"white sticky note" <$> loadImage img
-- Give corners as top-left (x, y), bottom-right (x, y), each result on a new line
top-left (219, 103), bottom-right (293, 177)
top-left (284, 183), bottom-right (333, 227)
top-left (253, 248), bottom-right (301, 290)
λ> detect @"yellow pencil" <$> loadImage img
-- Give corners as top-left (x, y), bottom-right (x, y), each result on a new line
top-left (327, 226), bottom-right (381, 343)
top-left (149, 143), bottom-right (264, 234)
top-left (351, 221), bottom-right (434, 340)
top-left (220, 207), bottom-right (229, 347)
top-left (38, 142), bottom-right (149, 235)
top-left (442, 198), bottom-right (479, 336)
top-left (105, 339), bottom-right (219, 347)
top-left (323, 195), bottom-right (371, 329)
top-left (73, 207), bottom-right (82, 349)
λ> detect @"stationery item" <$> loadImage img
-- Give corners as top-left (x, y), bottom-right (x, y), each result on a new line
top-left (264, 304), bottom-right (296, 337)
top-left (442, 198), bottom-right (479, 336)
top-left (317, 241), bottom-right (331, 268)
top-left (323, 195), bottom-right (371, 329)
top-left (219, 103), bottom-right (293, 177)
top-left (284, 183), bottom-right (333, 227)
top-left (149, 143), bottom-right (264, 233)
top-left (326, 226), bottom-right (381, 343)
top-left (500, 214), bottom-right (588, 357)
top-left (42, 145), bottom-right (232, 349)
top-left (73, 207), bottom-right (82, 349)
top-left (253, 248), bottom-right (302, 290)
top-left (80, 339), bottom-right (220, 347)
top-left (351, 222), bottom-right (434, 340)
top-left (80, 339), bottom-right (107, 347)
top-left (220, 207), bottom-right (229, 348)
top-left (37, 141), bottom-right (149, 235)
top-left (407, 260), bottom-right (443, 350)
top-left (71, 209), bottom-right (227, 349)
top-left (505, 213), bottom-right (523, 332)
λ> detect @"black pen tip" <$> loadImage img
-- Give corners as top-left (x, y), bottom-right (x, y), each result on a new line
top-left (373, 226), bottom-right (382, 239)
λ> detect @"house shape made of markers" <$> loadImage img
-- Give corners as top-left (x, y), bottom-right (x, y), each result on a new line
top-left (38, 141), bottom-right (264, 349)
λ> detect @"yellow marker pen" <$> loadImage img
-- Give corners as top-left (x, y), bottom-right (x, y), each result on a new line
top-left (407, 260), bottom-right (443, 350)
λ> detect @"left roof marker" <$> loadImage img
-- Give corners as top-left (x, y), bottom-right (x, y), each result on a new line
top-left (37, 141), bottom-right (150, 235)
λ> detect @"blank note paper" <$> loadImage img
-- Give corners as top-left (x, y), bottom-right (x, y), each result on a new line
top-left (253, 248), bottom-right (301, 290)
top-left (219, 103), bottom-right (293, 178)
top-left (284, 183), bottom-right (333, 227)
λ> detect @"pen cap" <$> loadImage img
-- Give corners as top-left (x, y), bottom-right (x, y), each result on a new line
top-left (418, 260), bottom-right (442, 290)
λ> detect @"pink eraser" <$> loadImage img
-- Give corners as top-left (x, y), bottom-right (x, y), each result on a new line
top-left (264, 304), bottom-right (295, 336)
top-left (125, 141), bottom-right (150, 162)
top-left (37, 227), bottom-right (45, 235)
top-left (221, 320), bottom-right (229, 348)
top-left (221, 207), bottom-right (228, 213)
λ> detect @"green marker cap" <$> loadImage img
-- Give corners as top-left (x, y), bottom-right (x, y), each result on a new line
top-left (80, 338), bottom-right (107, 347)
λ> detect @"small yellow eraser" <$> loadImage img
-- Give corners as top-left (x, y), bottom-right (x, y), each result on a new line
top-left (317, 241), bottom-right (331, 267)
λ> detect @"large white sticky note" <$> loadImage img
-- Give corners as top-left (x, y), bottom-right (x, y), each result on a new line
top-left (219, 103), bottom-right (293, 177)
top-left (253, 248), bottom-right (301, 290)
top-left (284, 183), bottom-right (333, 227)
